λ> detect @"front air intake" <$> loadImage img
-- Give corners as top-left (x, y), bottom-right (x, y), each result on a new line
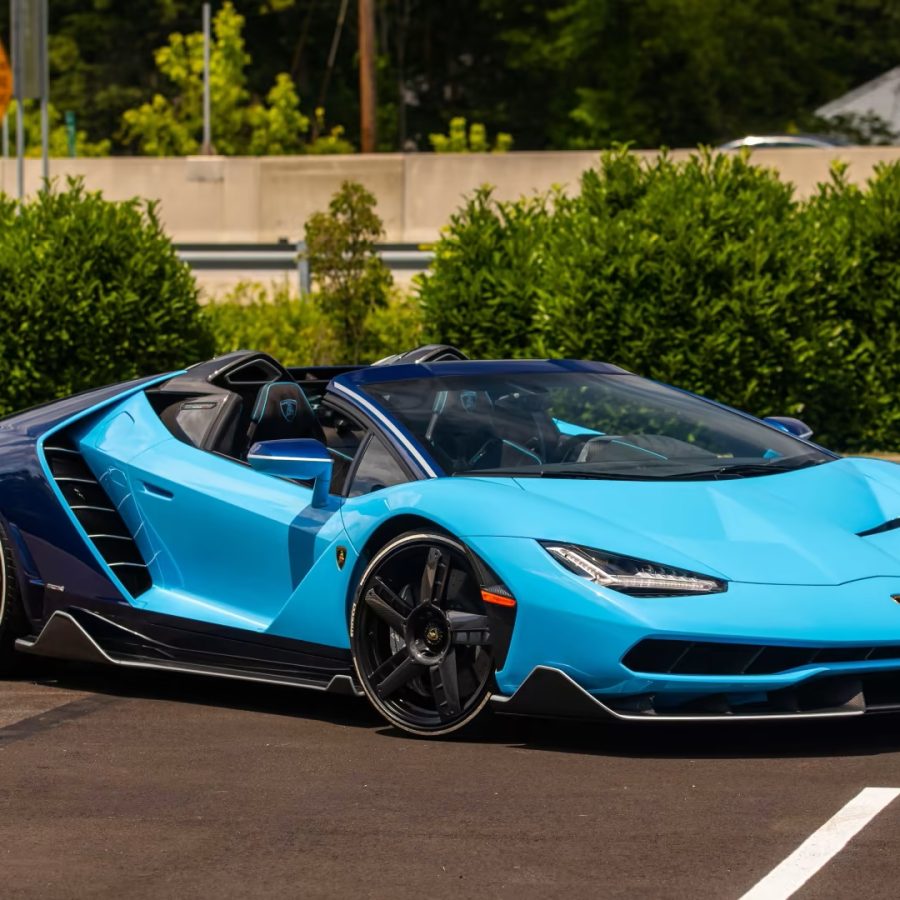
top-left (43, 438), bottom-right (152, 597)
top-left (622, 637), bottom-right (900, 676)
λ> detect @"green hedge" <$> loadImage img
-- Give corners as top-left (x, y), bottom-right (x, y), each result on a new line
top-left (0, 180), bottom-right (213, 417)
top-left (418, 150), bottom-right (900, 451)
top-left (203, 282), bottom-right (341, 367)
top-left (203, 282), bottom-right (423, 366)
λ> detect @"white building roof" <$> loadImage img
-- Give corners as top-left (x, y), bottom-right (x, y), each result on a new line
top-left (816, 66), bottom-right (900, 129)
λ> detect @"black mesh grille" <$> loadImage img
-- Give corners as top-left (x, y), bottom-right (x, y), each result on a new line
top-left (623, 638), bottom-right (900, 676)
top-left (44, 439), bottom-right (152, 597)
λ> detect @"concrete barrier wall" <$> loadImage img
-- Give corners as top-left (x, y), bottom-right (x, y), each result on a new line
top-left (3, 147), bottom-right (900, 245)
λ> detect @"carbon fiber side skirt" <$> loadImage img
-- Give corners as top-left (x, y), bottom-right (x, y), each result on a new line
top-left (16, 608), bottom-right (363, 697)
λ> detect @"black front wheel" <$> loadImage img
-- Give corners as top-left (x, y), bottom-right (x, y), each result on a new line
top-left (350, 532), bottom-right (494, 736)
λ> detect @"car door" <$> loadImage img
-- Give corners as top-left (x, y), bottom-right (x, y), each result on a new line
top-left (122, 435), bottom-right (344, 632)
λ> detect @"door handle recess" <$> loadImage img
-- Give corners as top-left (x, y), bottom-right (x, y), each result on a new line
top-left (142, 482), bottom-right (174, 499)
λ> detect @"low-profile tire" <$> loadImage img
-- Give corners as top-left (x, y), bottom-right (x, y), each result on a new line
top-left (350, 531), bottom-right (495, 737)
top-left (0, 521), bottom-right (29, 674)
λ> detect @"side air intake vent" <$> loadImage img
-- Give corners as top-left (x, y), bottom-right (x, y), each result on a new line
top-left (43, 438), bottom-right (152, 597)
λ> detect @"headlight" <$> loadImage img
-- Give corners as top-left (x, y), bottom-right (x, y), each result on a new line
top-left (541, 542), bottom-right (727, 596)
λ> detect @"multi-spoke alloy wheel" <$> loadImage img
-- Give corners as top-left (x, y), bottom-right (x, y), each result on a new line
top-left (350, 532), bottom-right (495, 736)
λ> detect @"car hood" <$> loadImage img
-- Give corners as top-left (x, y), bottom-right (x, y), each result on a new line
top-left (492, 457), bottom-right (900, 586)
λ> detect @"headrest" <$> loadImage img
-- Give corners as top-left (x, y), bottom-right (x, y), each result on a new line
top-left (252, 382), bottom-right (304, 424)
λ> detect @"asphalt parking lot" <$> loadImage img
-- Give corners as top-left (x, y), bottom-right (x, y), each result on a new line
top-left (2, 662), bottom-right (900, 899)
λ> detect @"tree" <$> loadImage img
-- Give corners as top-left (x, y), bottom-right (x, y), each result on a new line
top-left (6, 0), bottom-right (900, 153)
top-left (120, 2), bottom-right (347, 156)
top-left (24, 1), bottom-right (200, 152)
top-left (304, 181), bottom-right (392, 363)
top-left (486, 0), bottom-right (900, 148)
top-left (5, 101), bottom-right (110, 158)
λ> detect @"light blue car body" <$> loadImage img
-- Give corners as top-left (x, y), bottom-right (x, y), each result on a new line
top-left (35, 359), bottom-right (900, 711)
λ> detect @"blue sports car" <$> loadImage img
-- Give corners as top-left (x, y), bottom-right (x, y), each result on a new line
top-left (3, 344), bottom-right (900, 736)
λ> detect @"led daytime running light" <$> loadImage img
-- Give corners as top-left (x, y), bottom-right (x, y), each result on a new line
top-left (543, 543), bottom-right (725, 596)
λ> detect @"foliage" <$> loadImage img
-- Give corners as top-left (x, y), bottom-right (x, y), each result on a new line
top-left (362, 290), bottom-right (425, 360)
top-left (203, 281), bottom-right (340, 366)
top-left (5, 100), bottom-right (111, 158)
top-left (429, 117), bottom-right (513, 153)
top-left (803, 111), bottom-right (899, 147)
top-left (203, 281), bottom-right (423, 365)
top-left (0, 179), bottom-right (213, 418)
top-left (243, 74), bottom-right (308, 156)
top-left (303, 182), bottom-right (393, 363)
top-left (306, 110), bottom-right (356, 155)
top-left (120, 2), bottom-right (347, 156)
top-left (418, 149), bottom-right (900, 450)
top-left (485, 0), bottom-right (900, 149)
top-left (6, 0), bottom-right (900, 152)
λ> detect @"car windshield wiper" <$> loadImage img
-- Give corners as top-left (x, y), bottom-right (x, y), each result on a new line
top-left (671, 458), bottom-right (828, 480)
top-left (455, 467), bottom-right (670, 481)
top-left (456, 457), bottom-right (831, 482)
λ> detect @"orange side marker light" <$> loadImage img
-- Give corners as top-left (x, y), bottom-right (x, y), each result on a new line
top-left (481, 589), bottom-right (516, 608)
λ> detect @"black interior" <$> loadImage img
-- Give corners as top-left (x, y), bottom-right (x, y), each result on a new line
top-left (148, 351), bottom-right (327, 460)
top-left (146, 351), bottom-right (379, 497)
top-left (146, 347), bottom-right (473, 492)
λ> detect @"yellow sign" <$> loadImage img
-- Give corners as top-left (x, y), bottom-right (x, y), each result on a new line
top-left (0, 39), bottom-right (11, 120)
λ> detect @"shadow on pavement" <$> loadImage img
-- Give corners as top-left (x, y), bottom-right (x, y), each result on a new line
top-left (12, 657), bottom-right (900, 760)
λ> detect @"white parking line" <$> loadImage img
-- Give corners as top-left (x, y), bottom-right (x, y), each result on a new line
top-left (739, 787), bottom-right (900, 900)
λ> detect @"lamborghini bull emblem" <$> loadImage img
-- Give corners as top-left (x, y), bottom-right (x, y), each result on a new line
top-left (280, 398), bottom-right (298, 423)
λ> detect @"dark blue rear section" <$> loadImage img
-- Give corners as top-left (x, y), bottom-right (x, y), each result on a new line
top-left (0, 376), bottom-right (167, 627)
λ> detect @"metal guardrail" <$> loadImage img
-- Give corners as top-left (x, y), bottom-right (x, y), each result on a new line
top-left (175, 241), bottom-right (435, 294)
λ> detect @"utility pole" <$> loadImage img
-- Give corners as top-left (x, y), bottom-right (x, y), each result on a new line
top-left (10, 0), bottom-right (49, 197)
top-left (201, 3), bottom-right (212, 154)
top-left (39, 0), bottom-right (47, 181)
top-left (358, 0), bottom-right (376, 153)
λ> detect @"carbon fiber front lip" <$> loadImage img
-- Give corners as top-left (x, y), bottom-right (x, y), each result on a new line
top-left (490, 666), bottom-right (875, 722)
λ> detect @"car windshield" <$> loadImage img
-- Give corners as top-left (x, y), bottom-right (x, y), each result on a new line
top-left (360, 371), bottom-right (834, 480)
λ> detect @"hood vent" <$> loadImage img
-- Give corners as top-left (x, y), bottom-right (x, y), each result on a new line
top-left (858, 518), bottom-right (900, 538)
top-left (43, 438), bottom-right (151, 597)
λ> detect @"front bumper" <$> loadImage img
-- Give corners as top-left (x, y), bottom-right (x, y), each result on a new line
top-left (491, 665), bottom-right (900, 721)
top-left (468, 536), bottom-right (900, 720)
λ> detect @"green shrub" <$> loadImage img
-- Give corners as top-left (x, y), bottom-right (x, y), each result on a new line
top-left (417, 149), bottom-right (900, 450)
top-left (204, 282), bottom-right (423, 365)
top-left (429, 117), bottom-right (513, 153)
top-left (203, 282), bottom-right (341, 366)
top-left (0, 179), bottom-right (213, 417)
top-left (362, 290), bottom-right (425, 361)
top-left (303, 181), bottom-right (393, 363)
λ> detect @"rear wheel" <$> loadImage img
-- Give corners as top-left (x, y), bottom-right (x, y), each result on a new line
top-left (0, 521), bottom-right (29, 674)
top-left (350, 532), bottom-right (494, 736)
